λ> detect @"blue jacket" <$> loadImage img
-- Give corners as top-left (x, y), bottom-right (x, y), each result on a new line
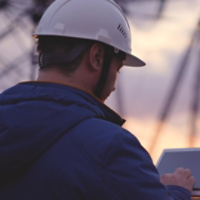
top-left (0, 82), bottom-right (190, 200)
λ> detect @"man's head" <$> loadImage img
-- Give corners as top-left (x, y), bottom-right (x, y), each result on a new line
top-left (37, 36), bottom-right (89, 76)
top-left (34, 0), bottom-right (145, 101)
top-left (37, 36), bottom-right (124, 102)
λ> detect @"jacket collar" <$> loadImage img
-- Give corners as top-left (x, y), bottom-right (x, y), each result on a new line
top-left (15, 82), bottom-right (126, 126)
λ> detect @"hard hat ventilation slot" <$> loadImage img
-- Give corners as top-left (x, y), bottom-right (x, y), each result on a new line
top-left (117, 24), bottom-right (127, 38)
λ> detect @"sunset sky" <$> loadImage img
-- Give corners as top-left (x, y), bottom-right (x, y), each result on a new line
top-left (106, 0), bottom-right (200, 163)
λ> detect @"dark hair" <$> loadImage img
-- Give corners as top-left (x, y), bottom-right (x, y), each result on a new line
top-left (37, 36), bottom-right (91, 76)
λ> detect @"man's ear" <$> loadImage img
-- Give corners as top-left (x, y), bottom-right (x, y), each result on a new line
top-left (89, 43), bottom-right (104, 71)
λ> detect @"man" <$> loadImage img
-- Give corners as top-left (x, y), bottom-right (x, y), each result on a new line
top-left (0, 0), bottom-right (195, 199)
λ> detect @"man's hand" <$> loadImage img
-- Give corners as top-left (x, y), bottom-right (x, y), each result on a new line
top-left (160, 168), bottom-right (196, 193)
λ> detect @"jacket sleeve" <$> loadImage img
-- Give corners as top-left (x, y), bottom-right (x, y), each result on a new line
top-left (101, 129), bottom-right (191, 200)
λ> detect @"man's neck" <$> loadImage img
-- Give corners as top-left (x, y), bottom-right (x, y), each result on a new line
top-left (37, 68), bottom-right (97, 95)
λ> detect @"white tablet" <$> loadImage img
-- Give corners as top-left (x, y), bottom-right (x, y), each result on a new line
top-left (156, 148), bottom-right (200, 197)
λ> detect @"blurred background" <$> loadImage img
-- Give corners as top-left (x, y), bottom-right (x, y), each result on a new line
top-left (0, 0), bottom-right (200, 164)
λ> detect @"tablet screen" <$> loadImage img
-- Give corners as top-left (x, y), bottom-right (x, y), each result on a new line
top-left (157, 149), bottom-right (200, 189)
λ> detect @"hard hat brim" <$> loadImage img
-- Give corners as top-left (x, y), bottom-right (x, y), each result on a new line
top-left (125, 53), bottom-right (146, 67)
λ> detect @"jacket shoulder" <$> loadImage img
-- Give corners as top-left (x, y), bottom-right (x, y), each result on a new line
top-left (71, 118), bottom-right (128, 147)
top-left (68, 118), bottom-right (139, 176)
top-left (69, 118), bottom-right (128, 167)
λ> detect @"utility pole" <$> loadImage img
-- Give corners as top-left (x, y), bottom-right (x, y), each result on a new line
top-left (149, 20), bottom-right (200, 155)
top-left (189, 20), bottom-right (200, 147)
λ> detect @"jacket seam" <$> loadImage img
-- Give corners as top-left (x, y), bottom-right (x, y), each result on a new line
top-left (69, 128), bottom-right (125, 200)
top-left (100, 131), bottom-right (127, 200)
top-left (100, 131), bottom-right (124, 199)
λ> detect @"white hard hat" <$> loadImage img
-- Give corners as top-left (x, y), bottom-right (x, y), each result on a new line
top-left (33, 0), bottom-right (145, 67)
